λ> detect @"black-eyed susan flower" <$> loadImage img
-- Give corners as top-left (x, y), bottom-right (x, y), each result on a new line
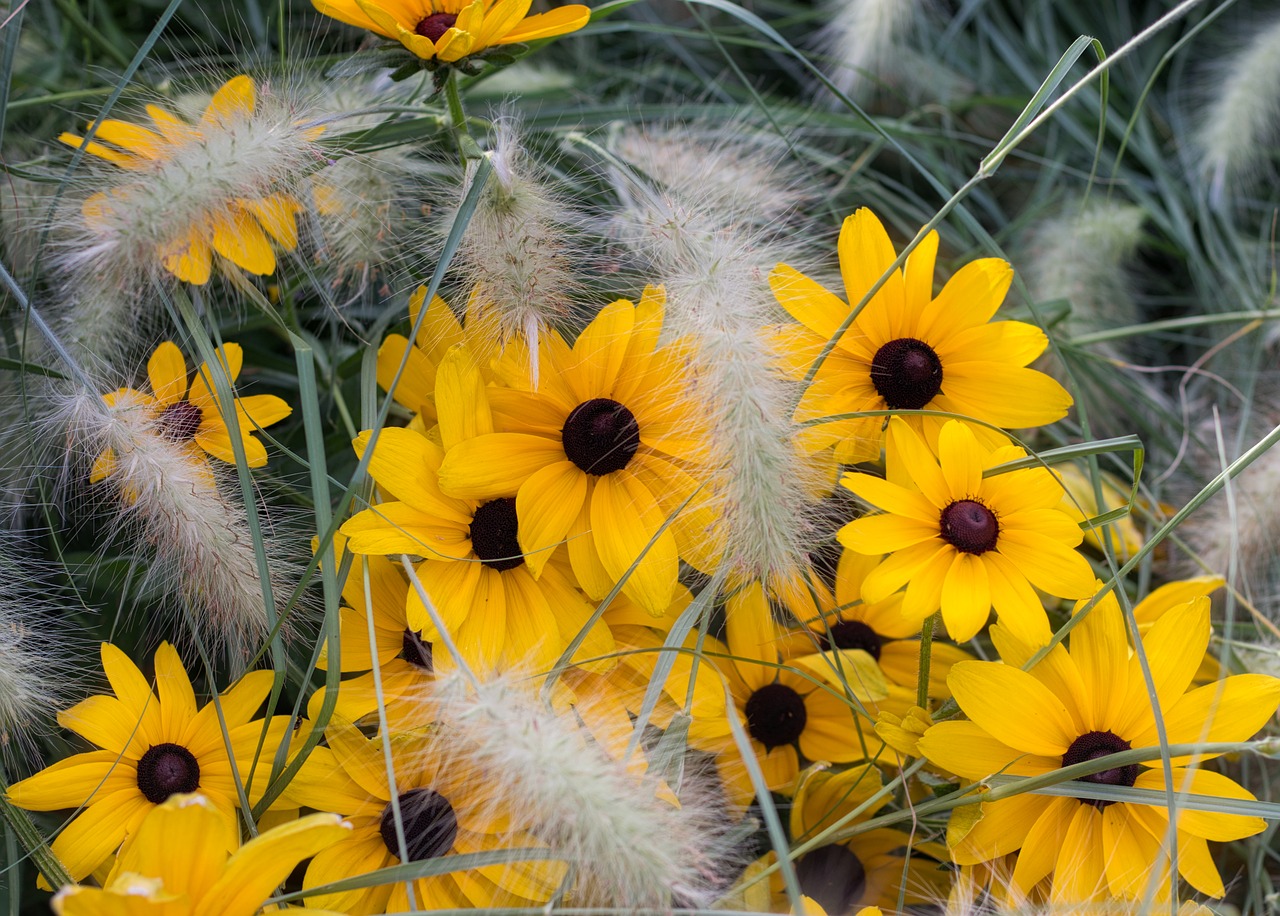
top-left (289, 718), bottom-right (565, 913)
top-left (436, 287), bottom-right (721, 615)
top-left (51, 792), bottom-right (351, 916)
top-left (770, 208), bottom-right (1072, 463)
top-left (5, 643), bottom-right (293, 883)
top-left (745, 764), bottom-right (949, 914)
top-left (341, 345), bottom-right (615, 675)
top-left (60, 75), bottom-right (319, 285)
top-left (92, 340), bottom-right (291, 481)
top-left (838, 418), bottom-right (1094, 643)
top-left (917, 591), bottom-right (1280, 904)
top-left (784, 548), bottom-right (970, 700)
top-left (688, 583), bottom-right (884, 804)
top-left (313, 0), bottom-right (590, 64)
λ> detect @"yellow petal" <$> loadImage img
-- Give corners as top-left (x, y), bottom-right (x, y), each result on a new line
top-left (435, 344), bottom-right (493, 451)
top-left (515, 460), bottom-right (587, 577)
top-left (947, 660), bottom-right (1077, 756)
top-left (495, 4), bottom-right (590, 42)
top-left (147, 342), bottom-right (189, 405)
top-left (589, 470), bottom-right (677, 614)
top-left (211, 206), bottom-right (276, 276)
top-left (159, 225), bottom-right (212, 285)
top-left (567, 298), bottom-right (635, 402)
top-left (187, 343), bottom-right (243, 410)
top-left (201, 75), bottom-right (256, 129)
top-left (437, 433), bottom-right (566, 499)
top-left (940, 552), bottom-right (990, 642)
top-left (117, 793), bottom-right (227, 907)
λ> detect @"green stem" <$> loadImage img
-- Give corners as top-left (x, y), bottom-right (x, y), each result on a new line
top-left (916, 611), bottom-right (938, 708)
top-left (0, 769), bottom-right (73, 890)
top-left (443, 70), bottom-right (481, 167)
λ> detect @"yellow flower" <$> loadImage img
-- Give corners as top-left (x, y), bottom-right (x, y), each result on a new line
top-left (60, 76), bottom-right (313, 284)
top-left (435, 287), bottom-right (720, 615)
top-left (688, 583), bottom-right (885, 803)
top-left (341, 345), bottom-right (616, 675)
top-left (754, 764), bottom-right (950, 914)
top-left (770, 207), bottom-right (1071, 463)
top-left (288, 718), bottom-right (565, 913)
top-left (92, 341), bottom-right (291, 481)
top-left (314, 0), bottom-right (590, 63)
top-left (5, 643), bottom-right (292, 883)
top-left (917, 592), bottom-right (1280, 903)
top-left (783, 548), bottom-right (971, 699)
top-left (838, 418), bottom-right (1095, 643)
top-left (51, 793), bottom-right (350, 916)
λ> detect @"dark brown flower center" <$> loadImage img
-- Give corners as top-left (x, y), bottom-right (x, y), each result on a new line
top-left (1061, 730), bottom-right (1137, 809)
top-left (158, 400), bottom-right (203, 442)
top-left (401, 628), bottom-right (434, 670)
top-left (940, 499), bottom-right (999, 554)
top-left (744, 682), bottom-right (807, 751)
top-left (136, 742), bottom-right (201, 804)
top-left (795, 844), bottom-right (867, 915)
top-left (414, 12), bottom-right (458, 42)
top-left (818, 619), bottom-right (882, 661)
top-left (380, 788), bottom-right (459, 861)
top-left (870, 337), bottom-right (943, 410)
top-left (469, 497), bottom-right (524, 571)
top-left (561, 398), bottom-right (640, 476)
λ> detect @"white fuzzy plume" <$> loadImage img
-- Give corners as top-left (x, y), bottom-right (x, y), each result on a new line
top-left (60, 387), bottom-right (285, 666)
top-left (817, 0), bottom-right (927, 101)
top-left (609, 126), bottom-right (828, 583)
top-left (429, 673), bottom-right (732, 909)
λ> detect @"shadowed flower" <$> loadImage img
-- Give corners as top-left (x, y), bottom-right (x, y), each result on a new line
top-left (838, 418), bottom-right (1094, 643)
top-left (313, 0), bottom-right (590, 63)
top-left (918, 591), bottom-right (1280, 904)
top-left (770, 207), bottom-right (1071, 463)
top-left (5, 643), bottom-right (292, 883)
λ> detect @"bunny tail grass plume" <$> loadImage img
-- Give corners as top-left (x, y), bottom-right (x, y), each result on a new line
top-left (51, 75), bottom-right (323, 358)
top-left (0, 535), bottom-right (82, 764)
top-left (430, 673), bottom-right (733, 909)
top-left (58, 387), bottom-right (280, 667)
top-left (1193, 16), bottom-right (1280, 207)
top-left (609, 126), bottom-right (827, 582)
top-left (443, 117), bottom-right (588, 384)
top-left (816, 0), bottom-right (927, 102)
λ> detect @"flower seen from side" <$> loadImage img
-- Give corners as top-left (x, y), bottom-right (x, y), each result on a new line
top-left (5, 643), bottom-right (292, 883)
top-left (313, 0), bottom-right (590, 64)
top-left (770, 207), bottom-right (1072, 463)
top-left (917, 591), bottom-right (1280, 904)
top-left (838, 418), bottom-right (1094, 643)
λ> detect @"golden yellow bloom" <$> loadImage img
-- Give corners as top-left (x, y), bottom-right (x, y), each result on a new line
top-left (52, 793), bottom-right (350, 916)
top-left (60, 76), bottom-right (315, 284)
top-left (770, 207), bottom-right (1071, 463)
top-left (918, 591), bottom-right (1280, 903)
top-left (839, 418), bottom-right (1094, 643)
top-left (92, 340), bottom-right (291, 481)
top-left (314, 0), bottom-right (590, 63)
top-left (5, 643), bottom-right (292, 883)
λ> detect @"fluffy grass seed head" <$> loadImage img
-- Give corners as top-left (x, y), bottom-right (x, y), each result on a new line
top-left (441, 117), bottom-right (591, 385)
top-left (427, 671), bottom-right (734, 910)
top-left (56, 74), bottom-right (323, 292)
top-left (58, 379), bottom-right (287, 667)
top-left (608, 125), bottom-right (831, 583)
top-left (1191, 15), bottom-right (1280, 207)
top-left (815, 0), bottom-right (928, 102)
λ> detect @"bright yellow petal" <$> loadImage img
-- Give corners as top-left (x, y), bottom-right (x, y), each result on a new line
top-left (159, 225), bottom-right (212, 285)
top-left (940, 552), bottom-right (990, 642)
top-left (947, 660), bottom-right (1077, 756)
top-left (589, 470), bottom-right (677, 614)
top-left (515, 460), bottom-right (587, 577)
top-left (211, 206), bottom-right (276, 276)
top-left (438, 433), bottom-right (567, 499)
top-left (147, 342), bottom-right (189, 406)
top-left (187, 343), bottom-right (243, 410)
top-left (201, 75), bottom-right (256, 129)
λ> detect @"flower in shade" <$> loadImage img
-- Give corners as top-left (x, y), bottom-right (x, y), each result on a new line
top-left (838, 418), bottom-right (1094, 643)
top-left (92, 340), bottom-right (291, 481)
top-left (289, 718), bottom-right (565, 913)
top-left (51, 792), bottom-right (351, 916)
top-left (60, 75), bottom-right (318, 285)
top-left (313, 0), bottom-right (590, 64)
top-left (341, 345), bottom-right (615, 675)
top-left (5, 643), bottom-right (292, 883)
top-left (435, 287), bottom-right (721, 615)
top-left (748, 764), bottom-right (949, 914)
top-left (687, 582), bottom-right (884, 804)
top-left (770, 207), bottom-right (1071, 463)
top-left (917, 590), bottom-right (1280, 904)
